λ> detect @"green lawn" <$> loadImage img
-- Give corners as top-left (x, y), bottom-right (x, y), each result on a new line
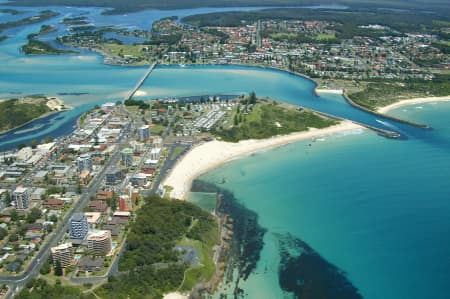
top-left (170, 146), bottom-right (185, 160)
top-left (151, 124), bottom-right (166, 135)
top-left (315, 33), bottom-right (336, 40)
top-left (215, 101), bottom-right (337, 142)
top-left (178, 223), bottom-right (219, 291)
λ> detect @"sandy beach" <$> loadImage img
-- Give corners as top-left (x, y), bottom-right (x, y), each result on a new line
top-left (163, 121), bottom-right (361, 200)
top-left (134, 90), bottom-right (147, 97)
top-left (163, 292), bottom-right (187, 299)
top-left (315, 89), bottom-right (344, 94)
top-left (377, 96), bottom-right (450, 114)
top-left (46, 97), bottom-right (71, 110)
top-left (163, 95), bottom-right (450, 200)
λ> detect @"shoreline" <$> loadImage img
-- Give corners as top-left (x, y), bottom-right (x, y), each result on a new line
top-left (376, 96), bottom-right (450, 114)
top-left (315, 88), bottom-right (343, 94)
top-left (0, 97), bottom-right (72, 136)
top-left (163, 121), bottom-right (362, 200)
top-left (163, 95), bottom-right (450, 201)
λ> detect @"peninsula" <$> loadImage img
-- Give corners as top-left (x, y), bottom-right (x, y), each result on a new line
top-left (0, 96), bottom-right (70, 133)
top-left (163, 95), bottom-right (450, 200)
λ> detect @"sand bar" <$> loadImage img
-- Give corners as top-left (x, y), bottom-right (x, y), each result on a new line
top-left (46, 97), bottom-right (72, 110)
top-left (163, 121), bottom-right (361, 200)
top-left (315, 89), bottom-right (344, 94)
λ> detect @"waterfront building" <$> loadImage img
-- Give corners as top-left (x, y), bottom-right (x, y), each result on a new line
top-left (129, 173), bottom-right (147, 187)
top-left (16, 147), bottom-right (32, 161)
top-left (121, 148), bottom-right (134, 167)
top-left (69, 213), bottom-right (88, 240)
top-left (150, 147), bottom-right (161, 161)
top-left (86, 230), bottom-right (112, 255)
top-left (76, 154), bottom-right (93, 173)
top-left (101, 102), bottom-right (116, 112)
top-left (50, 242), bottom-right (74, 268)
top-left (12, 186), bottom-right (30, 209)
top-left (137, 125), bottom-right (151, 141)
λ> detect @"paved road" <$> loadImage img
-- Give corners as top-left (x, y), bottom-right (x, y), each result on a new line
top-left (0, 111), bottom-right (133, 299)
top-left (68, 239), bottom-right (127, 285)
top-left (143, 143), bottom-right (191, 197)
top-left (0, 100), bottom-right (184, 297)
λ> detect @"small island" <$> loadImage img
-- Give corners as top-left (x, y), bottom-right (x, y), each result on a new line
top-left (0, 10), bottom-right (59, 33)
top-left (0, 96), bottom-right (70, 133)
top-left (21, 39), bottom-right (77, 55)
top-left (22, 25), bottom-right (77, 55)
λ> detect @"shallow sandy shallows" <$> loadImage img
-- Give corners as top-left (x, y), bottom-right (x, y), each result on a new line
top-left (163, 95), bottom-right (450, 200)
top-left (377, 96), bottom-right (450, 113)
top-left (163, 121), bottom-right (361, 200)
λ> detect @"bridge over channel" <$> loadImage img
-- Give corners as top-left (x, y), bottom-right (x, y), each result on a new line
top-left (124, 62), bottom-right (157, 101)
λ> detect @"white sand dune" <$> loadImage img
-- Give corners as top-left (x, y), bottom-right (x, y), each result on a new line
top-left (163, 292), bottom-right (188, 299)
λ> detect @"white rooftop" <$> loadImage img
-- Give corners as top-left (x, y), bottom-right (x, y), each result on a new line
top-left (51, 242), bottom-right (72, 253)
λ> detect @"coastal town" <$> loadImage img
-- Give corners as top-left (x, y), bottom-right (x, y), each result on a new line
top-left (0, 93), bottom-right (289, 298)
top-left (0, 2), bottom-right (449, 299)
top-left (56, 15), bottom-right (448, 84)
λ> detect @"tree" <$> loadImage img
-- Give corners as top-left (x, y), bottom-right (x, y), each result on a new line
top-left (49, 214), bottom-right (58, 223)
top-left (233, 114), bottom-right (238, 126)
top-left (109, 192), bottom-right (118, 212)
top-left (8, 233), bottom-right (18, 243)
top-left (30, 139), bottom-right (39, 149)
top-left (26, 279), bottom-right (34, 289)
top-left (40, 261), bottom-right (51, 275)
top-left (0, 228), bottom-right (7, 240)
top-left (249, 91), bottom-right (257, 104)
top-left (54, 260), bottom-right (63, 276)
top-left (10, 210), bottom-right (19, 222)
top-left (2, 191), bottom-right (11, 206)
top-left (17, 224), bottom-right (27, 236)
top-left (26, 207), bottom-right (42, 223)
top-left (43, 136), bottom-right (54, 143)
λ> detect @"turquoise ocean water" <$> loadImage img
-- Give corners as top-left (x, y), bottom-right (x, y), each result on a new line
top-left (1, 3), bottom-right (450, 298)
top-left (195, 101), bottom-right (450, 299)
